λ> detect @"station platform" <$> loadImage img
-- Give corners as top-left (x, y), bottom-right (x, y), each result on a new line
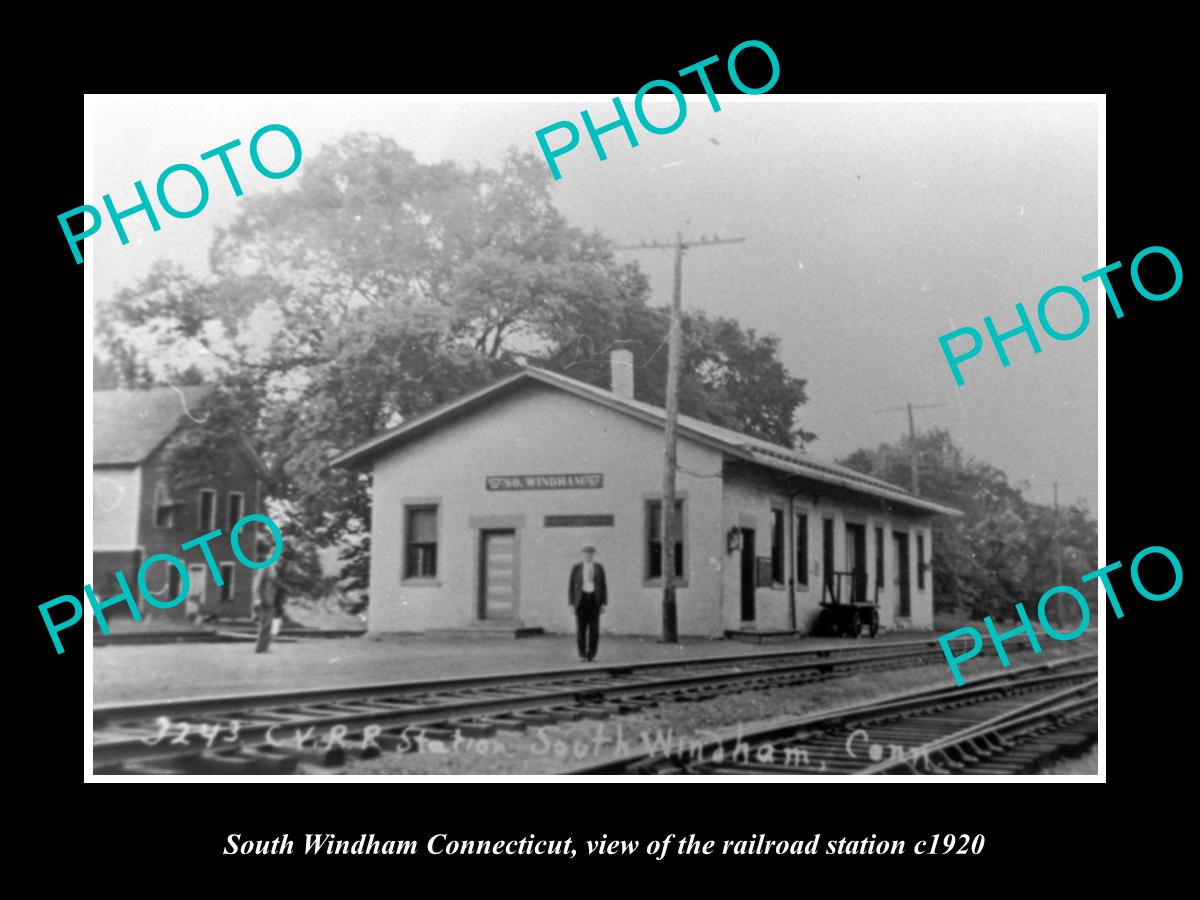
top-left (92, 628), bottom-right (939, 706)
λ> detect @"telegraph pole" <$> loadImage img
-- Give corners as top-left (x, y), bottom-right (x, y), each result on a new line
top-left (873, 402), bottom-right (947, 496)
top-left (615, 233), bottom-right (746, 642)
top-left (1053, 482), bottom-right (1063, 584)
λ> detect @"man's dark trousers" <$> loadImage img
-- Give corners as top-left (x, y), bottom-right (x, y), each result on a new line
top-left (576, 591), bottom-right (600, 660)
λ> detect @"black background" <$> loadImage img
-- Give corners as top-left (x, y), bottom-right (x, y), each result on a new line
top-left (19, 20), bottom-right (1188, 882)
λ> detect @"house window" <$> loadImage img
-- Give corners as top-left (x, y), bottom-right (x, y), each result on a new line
top-left (646, 499), bottom-right (684, 580)
top-left (917, 533), bottom-right (927, 590)
top-left (227, 492), bottom-right (244, 531)
top-left (404, 505), bottom-right (438, 579)
top-left (219, 563), bottom-right (236, 602)
top-left (795, 512), bottom-right (809, 588)
top-left (875, 526), bottom-right (885, 589)
top-left (770, 508), bottom-right (785, 584)
top-left (153, 482), bottom-right (174, 529)
top-left (198, 489), bottom-right (217, 532)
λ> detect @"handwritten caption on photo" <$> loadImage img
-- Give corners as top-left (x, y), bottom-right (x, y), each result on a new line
top-left (142, 719), bottom-right (937, 773)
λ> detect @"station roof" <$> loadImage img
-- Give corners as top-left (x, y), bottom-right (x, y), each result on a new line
top-left (331, 366), bottom-right (962, 517)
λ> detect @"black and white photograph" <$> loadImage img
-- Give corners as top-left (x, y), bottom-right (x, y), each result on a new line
top-left (80, 92), bottom-right (1106, 780)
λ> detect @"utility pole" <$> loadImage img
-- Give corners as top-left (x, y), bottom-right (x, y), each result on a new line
top-left (1053, 482), bottom-right (1063, 585)
top-left (615, 233), bottom-right (746, 642)
top-left (906, 404), bottom-right (918, 497)
top-left (872, 402), bottom-right (947, 496)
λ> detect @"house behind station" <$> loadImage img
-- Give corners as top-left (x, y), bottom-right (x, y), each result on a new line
top-left (93, 386), bottom-right (269, 623)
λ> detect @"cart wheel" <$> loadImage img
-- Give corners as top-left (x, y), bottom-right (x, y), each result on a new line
top-left (817, 609), bottom-right (834, 636)
top-left (868, 609), bottom-right (879, 638)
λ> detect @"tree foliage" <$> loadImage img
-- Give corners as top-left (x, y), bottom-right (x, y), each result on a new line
top-left (840, 429), bottom-right (1097, 620)
top-left (97, 135), bottom-right (815, 598)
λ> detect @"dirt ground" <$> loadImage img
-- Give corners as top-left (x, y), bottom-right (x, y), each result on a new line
top-left (1035, 744), bottom-right (1098, 775)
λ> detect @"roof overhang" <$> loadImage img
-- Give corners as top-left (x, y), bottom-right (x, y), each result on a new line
top-left (737, 450), bottom-right (963, 517)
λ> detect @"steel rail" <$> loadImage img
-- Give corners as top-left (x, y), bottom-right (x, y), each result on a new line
top-left (857, 680), bottom-right (1098, 774)
top-left (93, 638), bottom-right (985, 772)
top-left (565, 653), bottom-right (1098, 775)
top-left (95, 637), bottom-right (956, 726)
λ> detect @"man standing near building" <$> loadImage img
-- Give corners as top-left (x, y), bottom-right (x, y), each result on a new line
top-left (568, 544), bottom-right (607, 662)
top-left (253, 535), bottom-right (285, 653)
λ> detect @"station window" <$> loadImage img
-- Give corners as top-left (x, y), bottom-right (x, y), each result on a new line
top-left (219, 563), bottom-right (236, 602)
top-left (917, 533), bottom-right (926, 590)
top-left (198, 489), bottom-right (217, 532)
top-left (227, 492), bottom-right (244, 531)
top-left (770, 508), bottom-right (785, 584)
top-left (404, 505), bottom-right (439, 579)
top-left (795, 513), bottom-right (809, 588)
top-left (646, 499), bottom-right (684, 580)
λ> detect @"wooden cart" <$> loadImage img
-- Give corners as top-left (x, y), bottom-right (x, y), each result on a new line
top-left (817, 570), bottom-right (880, 638)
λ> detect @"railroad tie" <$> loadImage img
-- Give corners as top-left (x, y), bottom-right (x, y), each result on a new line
top-left (451, 720), bottom-right (499, 738)
top-left (568, 704), bottom-right (613, 721)
top-left (503, 710), bottom-right (562, 726)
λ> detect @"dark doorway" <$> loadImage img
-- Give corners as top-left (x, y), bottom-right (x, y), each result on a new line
top-left (822, 518), bottom-right (835, 599)
top-left (739, 528), bottom-right (756, 622)
top-left (874, 526), bottom-right (885, 602)
top-left (893, 531), bottom-right (911, 617)
top-left (845, 523), bottom-right (867, 603)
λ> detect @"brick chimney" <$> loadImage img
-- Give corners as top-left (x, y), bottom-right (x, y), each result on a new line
top-left (610, 344), bottom-right (635, 399)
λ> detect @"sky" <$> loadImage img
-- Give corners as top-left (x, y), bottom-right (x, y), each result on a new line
top-left (88, 96), bottom-right (1099, 513)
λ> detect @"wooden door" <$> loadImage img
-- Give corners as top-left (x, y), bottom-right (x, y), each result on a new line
top-left (479, 530), bottom-right (518, 619)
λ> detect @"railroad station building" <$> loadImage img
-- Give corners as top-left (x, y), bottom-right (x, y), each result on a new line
top-left (332, 351), bottom-right (961, 638)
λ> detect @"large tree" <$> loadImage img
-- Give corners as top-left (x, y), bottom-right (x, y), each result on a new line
top-left (97, 134), bottom-right (814, 597)
top-left (840, 429), bottom-right (1097, 621)
top-left (538, 304), bottom-right (814, 446)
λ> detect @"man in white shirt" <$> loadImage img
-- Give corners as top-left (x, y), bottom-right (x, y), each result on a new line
top-left (568, 544), bottom-right (607, 662)
top-left (252, 535), bottom-right (285, 653)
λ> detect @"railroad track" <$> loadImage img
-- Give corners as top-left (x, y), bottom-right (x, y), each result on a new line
top-left (566, 654), bottom-right (1098, 775)
top-left (93, 637), bottom-right (990, 774)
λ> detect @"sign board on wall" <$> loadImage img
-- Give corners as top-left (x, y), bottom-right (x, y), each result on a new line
top-left (544, 515), bottom-right (615, 528)
top-left (487, 473), bottom-right (603, 491)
